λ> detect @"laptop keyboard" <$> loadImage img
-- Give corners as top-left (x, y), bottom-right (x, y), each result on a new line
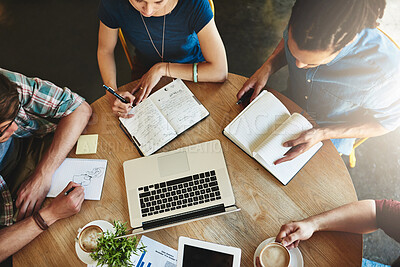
top-left (138, 170), bottom-right (222, 217)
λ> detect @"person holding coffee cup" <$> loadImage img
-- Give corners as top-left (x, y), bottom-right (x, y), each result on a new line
top-left (255, 199), bottom-right (400, 267)
top-left (0, 182), bottom-right (85, 263)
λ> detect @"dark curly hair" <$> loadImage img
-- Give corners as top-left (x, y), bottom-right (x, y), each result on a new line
top-left (288, 0), bottom-right (386, 53)
top-left (0, 73), bottom-right (20, 123)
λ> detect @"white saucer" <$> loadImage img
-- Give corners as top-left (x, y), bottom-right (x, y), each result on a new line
top-left (253, 237), bottom-right (304, 267)
top-left (75, 220), bottom-right (114, 265)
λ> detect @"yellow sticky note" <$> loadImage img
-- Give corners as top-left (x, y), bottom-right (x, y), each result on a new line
top-left (76, 134), bottom-right (98, 155)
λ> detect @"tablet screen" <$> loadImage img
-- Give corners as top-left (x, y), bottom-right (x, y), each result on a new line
top-left (182, 244), bottom-right (234, 267)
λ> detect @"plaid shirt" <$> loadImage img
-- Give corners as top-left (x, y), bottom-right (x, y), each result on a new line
top-left (0, 68), bottom-right (85, 226)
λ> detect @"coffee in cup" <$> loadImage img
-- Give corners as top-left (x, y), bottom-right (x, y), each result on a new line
top-left (78, 225), bottom-right (103, 253)
top-left (259, 242), bottom-right (291, 267)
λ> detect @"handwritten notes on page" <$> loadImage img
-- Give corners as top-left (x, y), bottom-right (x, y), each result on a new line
top-left (120, 99), bottom-right (176, 156)
top-left (151, 79), bottom-right (209, 134)
top-left (119, 79), bottom-right (209, 156)
top-left (46, 158), bottom-right (107, 200)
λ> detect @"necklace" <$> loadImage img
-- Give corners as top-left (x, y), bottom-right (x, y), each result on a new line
top-left (140, 14), bottom-right (166, 61)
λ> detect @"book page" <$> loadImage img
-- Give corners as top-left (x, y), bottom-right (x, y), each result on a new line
top-left (120, 98), bottom-right (177, 156)
top-left (47, 158), bottom-right (107, 200)
top-left (253, 113), bottom-right (313, 164)
top-left (150, 79), bottom-right (209, 135)
top-left (253, 113), bottom-right (323, 184)
top-left (224, 91), bottom-right (290, 154)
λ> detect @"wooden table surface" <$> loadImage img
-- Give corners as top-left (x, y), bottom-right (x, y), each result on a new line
top-left (14, 73), bottom-right (362, 266)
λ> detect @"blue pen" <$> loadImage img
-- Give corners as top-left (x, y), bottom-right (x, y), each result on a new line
top-left (103, 85), bottom-right (134, 108)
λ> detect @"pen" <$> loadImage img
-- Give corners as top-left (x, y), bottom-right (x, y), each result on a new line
top-left (65, 187), bottom-right (75, 196)
top-left (103, 85), bottom-right (134, 108)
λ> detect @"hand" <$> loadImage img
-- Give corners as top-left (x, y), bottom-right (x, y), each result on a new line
top-left (275, 220), bottom-right (316, 249)
top-left (274, 128), bottom-right (323, 165)
top-left (110, 91), bottom-right (135, 118)
top-left (132, 63), bottom-right (165, 105)
top-left (16, 174), bottom-right (52, 221)
top-left (41, 182), bottom-right (85, 224)
top-left (237, 64), bottom-right (271, 103)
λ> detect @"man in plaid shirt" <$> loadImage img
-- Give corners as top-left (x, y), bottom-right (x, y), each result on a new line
top-left (0, 68), bottom-right (91, 261)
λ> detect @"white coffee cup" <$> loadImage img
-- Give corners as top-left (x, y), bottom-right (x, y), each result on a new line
top-left (77, 225), bottom-right (103, 253)
top-left (259, 242), bottom-right (291, 267)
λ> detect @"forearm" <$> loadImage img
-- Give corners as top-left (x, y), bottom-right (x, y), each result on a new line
top-left (306, 200), bottom-right (377, 234)
top-left (262, 38), bottom-right (287, 77)
top-left (167, 61), bottom-right (227, 82)
top-left (143, 61), bottom-right (227, 87)
top-left (98, 50), bottom-right (118, 104)
top-left (33, 103), bottom-right (92, 179)
top-left (0, 208), bottom-right (56, 262)
top-left (318, 121), bottom-right (390, 140)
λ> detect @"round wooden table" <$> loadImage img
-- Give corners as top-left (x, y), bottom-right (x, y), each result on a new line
top-left (14, 73), bottom-right (362, 266)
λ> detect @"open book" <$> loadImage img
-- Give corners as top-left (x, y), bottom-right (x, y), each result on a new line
top-left (120, 79), bottom-right (209, 156)
top-left (224, 91), bottom-right (322, 185)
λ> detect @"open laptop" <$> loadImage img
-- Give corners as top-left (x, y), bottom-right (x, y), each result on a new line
top-left (123, 140), bottom-right (239, 234)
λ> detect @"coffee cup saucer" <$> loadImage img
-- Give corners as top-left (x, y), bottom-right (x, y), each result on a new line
top-left (253, 237), bottom-right (304, 267)
top-left (75, 220), bottom-right (114, 264)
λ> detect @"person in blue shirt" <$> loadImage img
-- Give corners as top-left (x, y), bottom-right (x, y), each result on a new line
top-left (237, 0), bottom-right (400, 164)
top-left (98, 0), bottom-right (227, 117)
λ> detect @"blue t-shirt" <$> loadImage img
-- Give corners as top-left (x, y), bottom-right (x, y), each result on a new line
top-left (283, 28), bottom-right (400, 154)
top-left (98, 0), bottom-right (214, 69)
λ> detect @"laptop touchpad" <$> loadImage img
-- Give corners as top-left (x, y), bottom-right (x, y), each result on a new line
top-left (158, 151), bottom-right (190, 177)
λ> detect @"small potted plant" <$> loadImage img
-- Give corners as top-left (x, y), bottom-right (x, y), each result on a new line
top-left (90, 221), bottom-right (146, 266)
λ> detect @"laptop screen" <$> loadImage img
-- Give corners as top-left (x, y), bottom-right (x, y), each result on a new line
top-left (182, 244), bottom-right (234, 267)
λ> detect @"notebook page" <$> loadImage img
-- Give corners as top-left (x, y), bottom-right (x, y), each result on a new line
top-left (47, 158), bottom-right (107, 200)
top-left (254, 142), bottom-right (322, 185)
top-left (150, 79), bottom-right (209, 135)
top-left (224, 91), bottom-right (290, 154)
top-left (120, 98), bottom-right (177, 156)
top-left (253, 113), bottom-right (313, 164)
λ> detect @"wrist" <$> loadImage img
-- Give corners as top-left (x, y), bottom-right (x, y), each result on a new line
top-left (315, 127), bottom-right (330, 141)
top-left (154, 62), bottom-right (167, 77)
top-left (39, 207), bottom-right (58, 226)
top-left (260, 61), bottom-right (273, 77)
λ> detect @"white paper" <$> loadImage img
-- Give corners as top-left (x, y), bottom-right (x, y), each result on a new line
top-left (224, 91), bottom-right (290, 154)
top-left (150, 79), bottom-right (209, 134)
top-left (130, 235), bottom-right (177, 267)
top-left (253, 113), bottom-right (322, 185)
top-left (253, 113), bottom-right (313, 164)
top-left (47, 158), bottom-right (107, 200)
top-left (120, 98), bottom-right (177, 156)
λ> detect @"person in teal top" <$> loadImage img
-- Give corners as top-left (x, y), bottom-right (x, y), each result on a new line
top-left (97, 0), bottom-right (228, 118)
top-left (238, 0), bottom-right (400, 163)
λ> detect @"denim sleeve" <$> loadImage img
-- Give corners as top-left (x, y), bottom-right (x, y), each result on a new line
top-left (361, 74), bottom-right (400, 131)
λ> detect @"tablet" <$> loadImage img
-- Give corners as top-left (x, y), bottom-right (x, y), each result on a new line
top-left (177, 236), bottom-right (241, 267)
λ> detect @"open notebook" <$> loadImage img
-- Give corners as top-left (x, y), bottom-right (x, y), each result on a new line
top-left (224, 91), bottom-right (322, 185)
top-left (120, 79), bottom-right (209, 156)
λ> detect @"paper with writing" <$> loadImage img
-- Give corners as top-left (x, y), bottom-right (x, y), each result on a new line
top-left (120, 98), bottom-right (176, 156)
top-left (150, 79), bottom-right (209, 134)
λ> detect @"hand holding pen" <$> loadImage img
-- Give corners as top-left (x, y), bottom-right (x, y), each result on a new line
top-left (103, 85), bottom-right (135, 118)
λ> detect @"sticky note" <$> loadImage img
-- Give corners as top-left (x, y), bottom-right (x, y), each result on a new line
top-left (76, 134), bottom-right (98, 155)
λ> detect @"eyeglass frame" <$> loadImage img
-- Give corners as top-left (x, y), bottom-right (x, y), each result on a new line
top-left (0, 101), bottom-right (21, 138)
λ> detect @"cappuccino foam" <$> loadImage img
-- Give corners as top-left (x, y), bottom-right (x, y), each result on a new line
top-left (261, 244), bottom-right (290, 267)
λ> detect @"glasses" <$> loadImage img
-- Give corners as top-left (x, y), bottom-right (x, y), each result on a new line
top-left (0, 102), bottom-right (21, 138)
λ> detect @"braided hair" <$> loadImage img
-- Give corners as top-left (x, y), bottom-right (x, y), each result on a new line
top-left (288, 0), bottom-right (386, 53)
top-left (0, 73), bottom-right (20, 123)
